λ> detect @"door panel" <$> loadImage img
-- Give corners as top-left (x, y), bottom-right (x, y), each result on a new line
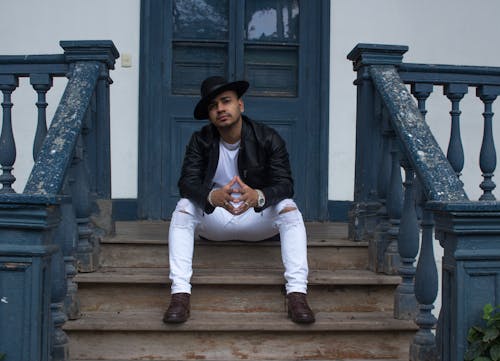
top-left (139, 0), bottom-right (329, 220)
top-left (167, 117), bottom-right (206, 196)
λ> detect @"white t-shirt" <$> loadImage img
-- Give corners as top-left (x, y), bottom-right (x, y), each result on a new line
top-left (212, 139), bottom-right (241, 206)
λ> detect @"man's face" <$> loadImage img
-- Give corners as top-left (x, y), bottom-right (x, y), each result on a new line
top-left (207, 90), bottom-right (244, 129)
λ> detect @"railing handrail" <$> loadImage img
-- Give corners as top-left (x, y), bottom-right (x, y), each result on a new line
top-left (349, 43), bottom-right (500, 361)
top-left (23, 61), bottom-right (100, 196)
top-left (0, 54), bottom-right (68, 76)
top-left (399, 62), bottom-right (500, 87)
top-left (369, 65), bottom-right (468, 202)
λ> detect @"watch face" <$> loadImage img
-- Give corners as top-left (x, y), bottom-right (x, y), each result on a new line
top-left (258, 196), bottom-right (265, 207)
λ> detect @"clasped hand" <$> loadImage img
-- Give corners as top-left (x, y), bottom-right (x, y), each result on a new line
top-left (210, 176), bottom-right (259, 215)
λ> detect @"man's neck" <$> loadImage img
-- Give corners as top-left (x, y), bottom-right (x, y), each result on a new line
top-left (218, 117), bottom-right (243, 144)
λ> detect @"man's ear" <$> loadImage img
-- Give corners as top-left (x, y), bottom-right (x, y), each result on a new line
top-left (239, 98), bottom-right (245, 113)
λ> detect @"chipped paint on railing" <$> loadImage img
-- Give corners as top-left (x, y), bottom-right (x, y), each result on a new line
top-left (23, 61), bottom-right (100, 195)
top-left (370, 65), bottom-right (468, 202)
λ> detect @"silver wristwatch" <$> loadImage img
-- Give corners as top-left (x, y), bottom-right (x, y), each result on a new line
top-left (256, 189), bottom-right (265, 207)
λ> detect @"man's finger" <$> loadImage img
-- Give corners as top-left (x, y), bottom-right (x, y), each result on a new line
top-left (234, 176), bottom-right (247, 188)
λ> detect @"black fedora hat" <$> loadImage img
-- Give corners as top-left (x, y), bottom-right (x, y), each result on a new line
top-left (193, 76), bottom-right (249, 120)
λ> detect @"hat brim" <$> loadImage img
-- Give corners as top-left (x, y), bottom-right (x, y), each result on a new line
top-left (193, 80), bottom-right (249, 120)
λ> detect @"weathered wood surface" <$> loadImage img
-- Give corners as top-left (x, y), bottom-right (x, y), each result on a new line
top-left (76, 283), bottom-right (396, 313)
top-left (66, 221), bottom-right (415, 360)
top-left (68, 329), bottom-right (414, 360)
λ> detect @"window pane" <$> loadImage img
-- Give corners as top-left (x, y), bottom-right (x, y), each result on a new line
top-left (245, 0), bottom-right (299, 42)
top-left (244, 45), bottom-right (298, 97)
top-left (172, 43), bottom-right (227, 95)
top-left (173, 0), bottom-right (229, 40)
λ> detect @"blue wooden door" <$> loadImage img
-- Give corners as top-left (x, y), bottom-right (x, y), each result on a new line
top-left (139, 0), bottom-right (329, 220)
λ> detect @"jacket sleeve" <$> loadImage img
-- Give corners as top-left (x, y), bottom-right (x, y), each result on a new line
top-left (178, 133), bottom-right (216, 214)
top-left (258, 130), bottom-right (294, 210)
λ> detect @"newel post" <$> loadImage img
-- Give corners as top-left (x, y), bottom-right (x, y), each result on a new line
top-left (346, 44), bottom-right (408, 270)
top-left (59, 41), bottom-right (119, 272)
top-left (429, 201), bottom-right (500, 361)
top-left (0, 196), bottom-right (60, 361)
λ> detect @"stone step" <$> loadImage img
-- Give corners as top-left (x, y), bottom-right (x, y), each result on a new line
top-left (75, 267), bottom-right (400, 314)
top-left (65, 310), bottom-right (416, 360)
top-left (101, 222), bottom-right (367, 270)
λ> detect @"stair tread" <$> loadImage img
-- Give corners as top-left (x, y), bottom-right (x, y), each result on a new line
top-left (107, 221), bottom-right (360, 245)
top-left (75, 267), bottom-right (400, 285)
top-left (64, 310), bottom-right (417, 332)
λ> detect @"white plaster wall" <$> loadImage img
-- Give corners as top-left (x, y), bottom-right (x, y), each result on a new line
top-left (330, 0), bottom-right (500, 202)
top-left (0, 0), bottom-right (140, 197)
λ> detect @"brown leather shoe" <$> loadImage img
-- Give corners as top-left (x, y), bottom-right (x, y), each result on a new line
top-left (163, 293), bottom-right (190, 323)
top-left (286, 292), bottom-right (315, 324)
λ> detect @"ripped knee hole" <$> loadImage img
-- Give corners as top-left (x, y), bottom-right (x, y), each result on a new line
top-left (279, 207), bottom-right (297, 214)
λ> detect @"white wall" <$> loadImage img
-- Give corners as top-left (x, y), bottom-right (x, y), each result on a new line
top-left (330, 0), bottom-right (500, 201)
top-left (0, 0), bottom-right (140, 197)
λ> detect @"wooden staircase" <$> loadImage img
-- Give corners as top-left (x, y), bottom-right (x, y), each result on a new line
top-left (64, 221), bottom-right (417, 360)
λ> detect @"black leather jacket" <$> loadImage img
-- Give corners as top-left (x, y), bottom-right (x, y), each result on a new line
top-left (178, 116), bottom-right (294, 214)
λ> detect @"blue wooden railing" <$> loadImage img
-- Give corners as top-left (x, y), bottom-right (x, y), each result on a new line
top-left (0, 41), bottom-right (118, 361)
top-left (348, 43), bottom-right (500, 361)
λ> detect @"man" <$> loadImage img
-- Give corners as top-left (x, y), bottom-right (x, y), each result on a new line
top-left (163, 76), bottom-right (314, 324)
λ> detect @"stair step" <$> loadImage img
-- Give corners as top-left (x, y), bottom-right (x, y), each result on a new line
top-left (76, 267), bottom-right (399, 285)
top-left (101, 221), bottom-right (368, 270)
top-left (77, 283), bottom-right (396, 313)
top-left (66, 221), bottom-right (417, 360)
top-left (65, 310), bottom-right (416, 332)
top-left (66, 311), bottom-right (415, 360)
top-left (75, 359), bottom-right (408, 361)
top-left (100, 242), bottom-right (368, 269)
top-left (68, 331), bottom-right (414, 361)
top-left (75, 267), bottom-right (400, 314)
top-left (109, 221), bottom-right (352, 244)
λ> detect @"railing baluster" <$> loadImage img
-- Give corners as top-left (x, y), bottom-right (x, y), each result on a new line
top-left (58, 180), bottom-right (80, 320)
top-left (410, 81), bottom-right (439, 360)
top-left (477, 85), bottom-right (498, 200)
top-left (30, 74), bottom-right (53, 160)
top-left (411, 83), bottom-right (433, 118)
top-left (411, 208), bottom-right (438, 360)
top-left (384, 133), bottom-right (403, 275)
top-left (72, 131), bottom-right (98, 272)
top-left (372, 103), bottom-right (392, 273)
top-left (0, 75), bottom-right (19, 193)
top-left (50, 243), bottom-right (69, 361)
top-left (444, 84), bottom-right (468, 178)
top-left (394, 157), bottom-right (418, 320)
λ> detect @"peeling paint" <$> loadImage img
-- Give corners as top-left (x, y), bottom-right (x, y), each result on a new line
top-left (370, 65), bottom-right (468, 202)
top-left (23, 61), bottom-right (100, 196)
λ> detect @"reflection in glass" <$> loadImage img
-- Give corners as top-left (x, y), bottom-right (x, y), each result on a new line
top-left (246, 0), bottom-right (299, 42)
top-left (173, 0), bottom-right (229, 40)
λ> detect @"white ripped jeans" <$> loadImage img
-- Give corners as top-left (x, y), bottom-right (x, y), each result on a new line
top-left (168, 198), bottom-right (309, 295)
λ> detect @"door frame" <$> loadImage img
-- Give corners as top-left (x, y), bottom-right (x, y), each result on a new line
top-left (138, 0), bottom-right (330, 220)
